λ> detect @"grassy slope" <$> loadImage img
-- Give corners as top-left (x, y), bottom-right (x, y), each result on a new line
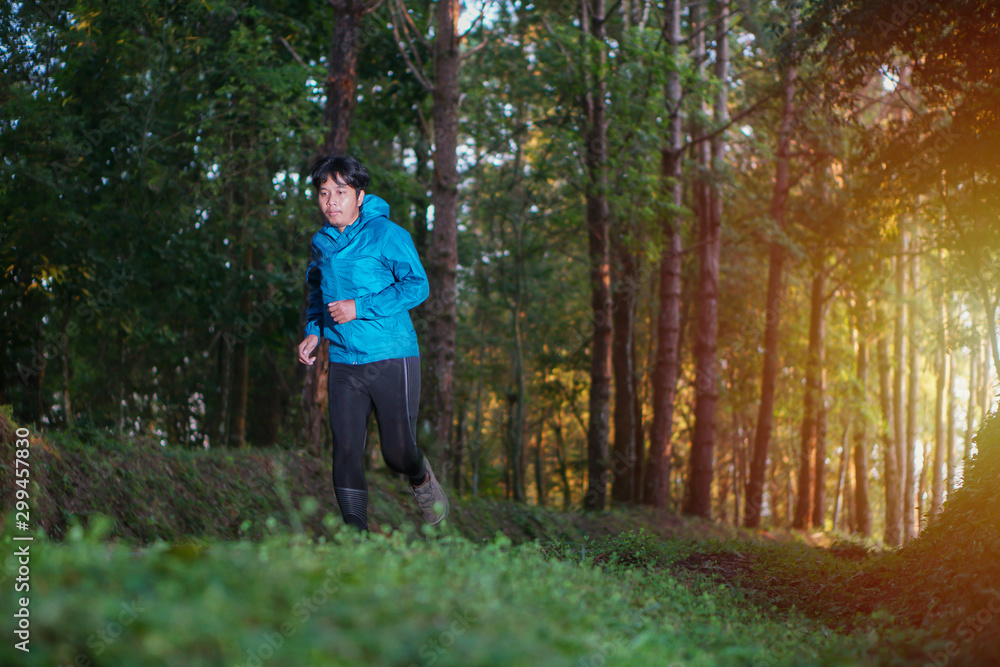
top-left (0, 412), bottom-right (734, 546)
top-left (1, 411), bottom-right (999, 665)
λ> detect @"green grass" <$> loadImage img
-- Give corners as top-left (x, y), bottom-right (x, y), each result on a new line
top-left (0, 524), bottom-right (875, 667)
top-left (2, 410), bottom-right (1000, 665)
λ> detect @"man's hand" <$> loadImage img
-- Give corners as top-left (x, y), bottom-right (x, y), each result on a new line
top-left (298, 334), bottom-right (320, 365)
top-left (327, 299), bottom-right (357, 324)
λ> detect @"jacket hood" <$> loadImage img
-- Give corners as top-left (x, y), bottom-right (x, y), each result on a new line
top-left (359, 194), bottom-right (389, 221)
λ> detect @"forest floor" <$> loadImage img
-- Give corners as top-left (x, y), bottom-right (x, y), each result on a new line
top-left (1, 413), bottom-right (998, 666)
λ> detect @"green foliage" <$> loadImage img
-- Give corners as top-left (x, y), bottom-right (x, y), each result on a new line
top-left (681, 415), bottom-right (1000, 664)
top-left (0, 527), bottom-right (877, 666)
top-left (1, 0), bottom-right (320, 443)
top-left (5, 418), bottom-right (1000, 664)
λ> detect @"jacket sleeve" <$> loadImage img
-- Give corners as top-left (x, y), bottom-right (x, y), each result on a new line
top-left (303, 240), bottom-right (325, 338)
top-left (354, 226), bottom-right (429, 319)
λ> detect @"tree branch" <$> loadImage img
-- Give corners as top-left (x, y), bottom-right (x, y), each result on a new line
top-left (276, 35), bottom-right (308, 69)
top-left (680, 92), bottom-right (772, 151)
top-left (389, 0), bottom-right (434, 92)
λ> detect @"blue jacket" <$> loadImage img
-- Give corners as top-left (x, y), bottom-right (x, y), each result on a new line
top-left (303, 194), bottom-right (429, 364)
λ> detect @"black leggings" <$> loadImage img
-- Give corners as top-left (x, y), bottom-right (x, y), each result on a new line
top-left (328, 356), bottom-right (426, 531)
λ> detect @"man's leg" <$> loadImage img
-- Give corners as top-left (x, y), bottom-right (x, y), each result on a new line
top-left (328, 361), bottom-right (373, 531)
top-left (367, 356), bottom-right (426, 483)
top-left (368, 356), bottom-right (447, 524)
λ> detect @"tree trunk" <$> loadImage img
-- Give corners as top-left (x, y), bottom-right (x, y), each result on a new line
top-left (892, 237), bottom-right (906, 541)
top-left (217, 330), bottom-right (233, 449)
top-left (845, 430), bottom-right (855, 532)
top-left (644, 23), bottom-right (682, 510)
top-left (983, 290), bottom-right (1000, 382)
top-left (982, 337), bottom-right (993, 419)
top-left (794, 267), bottom-right (823, 529)
top-left (745, 60), bottom-right (796, 528)
top-left (508, 212), bottom-right (528, 501)
top-left (852, 301), bottom-right (872, 537)
top-left (611, 234), bottom-right (637, 503)
top-left (918, 428), bottom-right (932, 530)
top-left (534, 429), bottom-right (547, 507)
top-left (946, 345), bottom-right (957, 494)
top-left (323, 2), bottom-right (361, 155)
top-left (61, 297), bottom-right (73, 428)
top-left (733, 412), bottom-right (743, 527)
top-left (643, 0), bottom-right (683, 510)
top-left (811, 271), bottom-right (828, 529)
top-left (553, 413), bottom-right (572, 509)
top-left (421, 0), bottom-right (462, 460)
top-left (904, 247), bottom-right (920, 540)
top-left (117, 329), bottom-right (126, 436)
top-left (467, 313), bottom-right (486, 496)
top-left (832, 418), bottom-right (849, 530)
top-left (230, 337), bottom-right (248, 447)
top-left (581, 0), bottom-right (612, 512)
top-left (684, 0), bottom-right (728, 519)
top-left (964, 320), bottom-right (978, 466)
top-left (230, 266), bottom-right (252, 448)
top-left (472, 344), bottom-right (483, 497)
top-left (930, 297), bottom-right (947, 521)
top-left (877, 309), bottom-right (901, 546)
top-left (631, 320), bottom-right (645, 503)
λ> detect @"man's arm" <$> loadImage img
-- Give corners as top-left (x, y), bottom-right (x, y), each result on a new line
top-left (354, 226), bottom-right (429, 319)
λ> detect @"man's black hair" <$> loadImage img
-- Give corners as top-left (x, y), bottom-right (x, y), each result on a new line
top-left (310, 155), bottom-right (370, 192)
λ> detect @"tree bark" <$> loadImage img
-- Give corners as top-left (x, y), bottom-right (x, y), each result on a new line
top-left (832, 418), bottom-right (849, 530)
top-left (631, 320), bottom-right (645, 503)
top-left (505, 194), bottom-right (529, 501)
top-left (811, 271), bottom-right (828, 529)
top-left (904, 245), bottom-right (920, 541)
top-left (644, 0), bottom-right (683, 509)
top-left (918, 427), bottom-right (932, 531)
top-left (930, 295), bottom-right (947, 521)
top-left (964, 318), bottom-right (978, 465)
top-left (745, 59), bottom-right (796, 528)
top-left (792, 266), bottom-right (825, 530)
top-left (581, 0), bottom-right (613, 512)
top-left (733, 412), bottom-right (743, 527)
top-left (553, 414), bottom-right (572, 509)
top-left (216, 329), bottom-right (233, 449)
top-left (534, 429), bottom-right (547, 506)
top-left (230, 259), bottom-right (252, 448)
top-left (946, 345), bottom-right (957, 494)
top-left (61, 297), bottom-right (73, 428)
top-left (877, 308), bottom-right (901, 546)
top-left (611, 236), bottom-right (637, 503)
top-left (323, 2), bottom-right (361, 156)
top-left (684, 0), bottom-right (728, 519)
top-left (421, 0), bottom-right (462, 461)
top-left (845, 444), bottom-right (855, 532)
top-left (983, 291), bottom-right (1000, 382)
top-left (793, 267), bottom-right (823, 529)
top-left (472, 335), bottom-right (484, 497)
top-left (892, 236), bottom-right (906, 541)
top-left (982, 336), bottom-right (993, 421)
top-left (852, 299), bottom-right (872, 537)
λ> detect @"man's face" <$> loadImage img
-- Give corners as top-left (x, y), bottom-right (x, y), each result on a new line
top-left (318, 174), bottom-right (364, 230)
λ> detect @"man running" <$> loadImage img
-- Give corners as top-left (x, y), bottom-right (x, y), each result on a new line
top-left (297, 154), bottom-right (448, 531)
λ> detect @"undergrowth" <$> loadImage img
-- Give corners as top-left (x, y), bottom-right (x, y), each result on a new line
top-left (1, 411), bottom-right (999, 665)
top-left (0, 523), bottom-right (875, 667)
